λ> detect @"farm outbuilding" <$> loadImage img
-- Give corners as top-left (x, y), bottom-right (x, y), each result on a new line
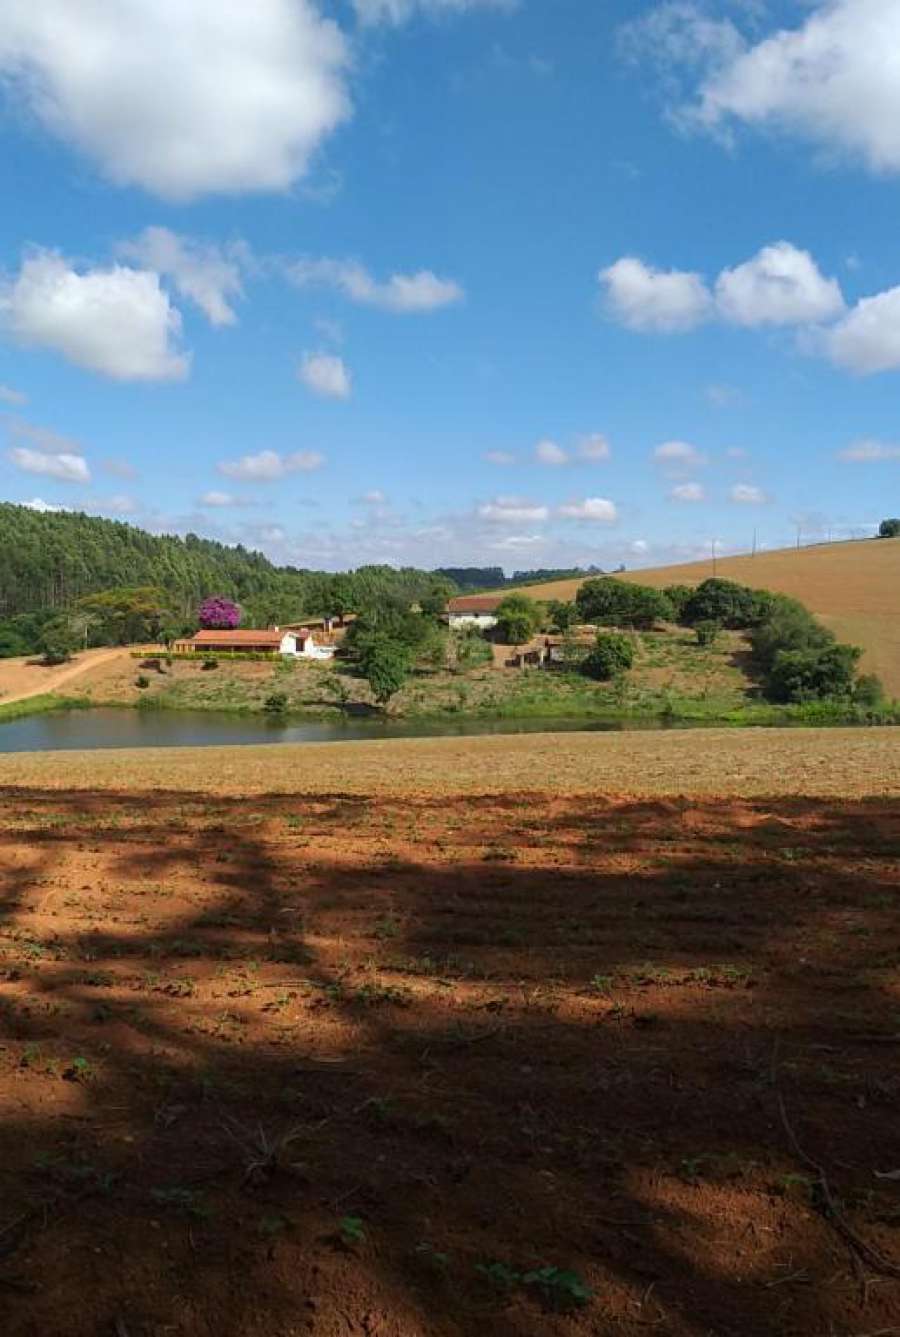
top-left (174, 628), bottom-right (335, 659)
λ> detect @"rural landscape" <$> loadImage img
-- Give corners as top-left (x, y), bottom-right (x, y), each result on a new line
top-left (4, 0), bottom-right (900, 1333)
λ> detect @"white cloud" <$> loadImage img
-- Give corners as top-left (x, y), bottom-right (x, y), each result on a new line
top-left (218, 449), bottom-right (325, 481)
top-left (534, 438), bottom-right (568, 466)
top-left (102, 458), bottom-right (138, 480)
top-left (2, 250), bottom-right (188, 381)
top-left (654, 440), bottom-right (705, 475)
top-left (715, 242), bottom-right (844, 327)
top-left (200, 490), bottom-right (239, 507)
top-left (669, 481), bottom-right (706, 502)
top-left (288, 258), bottom-right (464, 312)
top-left (361, 489), bottom-right (387, 504)
top-left (118, 227), bottom-right (244, 326)
top-left (487, 532), bottom-right (548, 553)
top-left (838, 438), bottom-right (900, 462)
top-left (577, 433), bottom-right (611, 461)
top-left (0, 1), bottom-right (351, 200)
top-left (690, 0), bottom-right (900, 177)
top-left (9, 446), bottom-right (89, 483)
top-left (484, 449), bottom-right (516, 465)
top-left (0, 383), bottom-right (27, 405)
top-left (558, 496), bottom-right (619, 523)
top-left (6, 419), bottom-right (81, 456)
top-left (826, 285), bottom-right (900, 374)
top-left (298, 351), bottom-right (351, 399)
top-left (354, 0), bottom-right (515, 24)
top-left (478, 496), bottom-right (549, 524)
top-left (730, 483), bottom-right (768, 504)
top-left (22, 497), bottom-right (66, 512)
top-left (630, 539), bottom-right (649, 555)
top-left (599, 256), bottom-right (712, 332)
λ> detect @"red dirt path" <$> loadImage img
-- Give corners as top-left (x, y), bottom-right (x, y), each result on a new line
top-left (1, 786), bottom-right (899, 1336)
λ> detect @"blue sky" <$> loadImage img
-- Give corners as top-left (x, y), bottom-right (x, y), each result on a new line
top-left (1, 0), bottom-right (900, 573)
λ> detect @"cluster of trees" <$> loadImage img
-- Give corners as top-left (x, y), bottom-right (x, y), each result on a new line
top-left (343, 596), bottom-right (491, 706)
top-left (0, 504), bottom-right (458, 660)
top-left (879, 518), bottom-right (900, 538)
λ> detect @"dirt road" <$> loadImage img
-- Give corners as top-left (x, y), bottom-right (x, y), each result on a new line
top-left (0, 645), bottom-right (132, 705)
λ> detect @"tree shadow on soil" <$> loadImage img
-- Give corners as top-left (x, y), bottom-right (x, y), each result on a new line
top-left (0, 786), bottom-right (898, 1337)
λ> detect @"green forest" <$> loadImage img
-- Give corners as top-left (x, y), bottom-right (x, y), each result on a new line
top-left (0, 503), bottom-right (454, 658)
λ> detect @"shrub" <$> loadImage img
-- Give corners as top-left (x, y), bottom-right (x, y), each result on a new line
top-left (695, 619), bottom-right (721, 647)
top-left (582, 632), bottom-right (635, 680)
top-left (201, 657), bottom-right (219, 671)
top-left (663, 585), bottom-right (693, 621)
top-left (854, 673), bottom-right (885, 707)
top-left (263, 692), bottom-right (289, 715)
top-left (135, 675), bottom-right (150, 689)
top-left (37, 617), bottom-right (76, 666)
top-left (494, 594), bottom-right (542, 645)
top-left (765, 643), bottom-right (861, 703)
top-left (361, 637), bottom-right (411, 707)
top-left (878, 518), bottom-right (900, 538)
top-left (547, 600), bottom-right (578, 632)
top-left (749, 595), bottom-right (833, 670)
top-left (576, 578), bottom-right (672, 629)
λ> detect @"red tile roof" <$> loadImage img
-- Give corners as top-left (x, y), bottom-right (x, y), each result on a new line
top-left (447, 595), bottom-right (504, 614)
top-left (189, 629), bottom-right (284, 646)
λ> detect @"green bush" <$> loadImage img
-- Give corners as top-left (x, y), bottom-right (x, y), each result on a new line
top-left (663, 585), bottom-right (693, 620)
top-left (878, 518), bottom-right (900, 538)
top-left (576, 578), bottom-right (672, 629)
top-left (494, 594), bottom-right (543, 645)
top-left (37, 617), bottom-right (77, 666)
top-left (263, 692), bottom-right (289, 715)
top-left (582, 632), bottom-right (635, 680)
top-left (695, 619), bottom-right (721, 647)
top-left (135, 675), bottom-right (151, 689)
top-left (854, 673), bottom-right (885, 707)
top-left (766, 643), bottom-right (861, 703)
top-left (682, 579), bottom-right (758, 628)
top-left (201, 658), bottom-right (219, 671)
top-left (361, 637), bottom-right (411, 706)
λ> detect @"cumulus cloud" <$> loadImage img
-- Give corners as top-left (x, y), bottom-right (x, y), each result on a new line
top-left (2, 250), bottom-right (188, 381)
top-left (9, 445), bottom-right (89, 483)
top-left (298, 351), bottom-right (351, 399)
top-left (200, 490), bottom-right (239, 507)
top-left (730, 483), bottom-right (768, 504)
top-left (825, 286), bottom-right (900, 374)
top-left (218, 449), bottom-right (325, 481)
top-left (715, 242), bottom-right (844, 327)
top-left (557, 497), bottom-right (619, 523)
top-left (477, 496), bottom-right (549, 524)
top-left (687, 0), bottom-right (900, 177)
top-left (577, 433), bottom-right (611, 461)
top-left (534, 438), bottom-right (568, 466)
top-left (654, 440), bottom-right (705, 475)
top-left (0, 1), bottom-right (351, 200)
top-left (599, 256), bottom-right (712, 332)
top-left (22, 497), bottom-right (66, 512)
top-left (0, 383), bottom-right (27, 405)
top-left (483, 449), bottom-right (516, 465)
top-left (354, 0), bottom-right (515, 23)
top-left (669, 481), bottom-right (705, 502)
top-left (838, 438), bottom-right (900, 461)
top-left (118, 227), bottom-right (244, 326)
top-left (288, 258), bottom-right (464, 312)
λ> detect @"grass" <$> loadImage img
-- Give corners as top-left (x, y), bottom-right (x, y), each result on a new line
top-left (0, 693), bottom-right (91, 723)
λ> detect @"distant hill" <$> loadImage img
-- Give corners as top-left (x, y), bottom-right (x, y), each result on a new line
top-left (498, 537), bottom-right (900, 695)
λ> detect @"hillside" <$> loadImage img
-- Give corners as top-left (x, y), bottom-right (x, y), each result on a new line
top-left (500, 537), bottom-right (900, 696)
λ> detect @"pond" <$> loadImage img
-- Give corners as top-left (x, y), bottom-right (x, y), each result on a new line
top-left (0, 706), bottom-right (674, 753)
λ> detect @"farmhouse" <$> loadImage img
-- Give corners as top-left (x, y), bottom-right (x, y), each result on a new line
top-left (445, 594), bottom-right (503, 629)
top-left (174, 628), bottom-right (335, 659)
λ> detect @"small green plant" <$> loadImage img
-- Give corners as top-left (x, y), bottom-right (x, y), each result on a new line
top-left (523, 1266), bottom-right (592, 1311)
top-left (415, 1241), bottom-right (450, 1271)
top-left (695, 619), bottom-right (721, 648)
top-left (338, 1215), bottom-right (366, 1246)
top-left (201, 657), bottom-right (219, 671)
top-left (590, 973), bottom-right (614, 994)
top-left (135, 674), bottom-right (151, 689)
top-left (263, 691), bottom-right (289, 715)
top-left (476, 1261), bottom-right (521, 1293)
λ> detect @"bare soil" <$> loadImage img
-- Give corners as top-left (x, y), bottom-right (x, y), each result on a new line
top-left (1, 759), bottom-right (899, 1335)
top-left (0, 648), bottom-right (132, 706)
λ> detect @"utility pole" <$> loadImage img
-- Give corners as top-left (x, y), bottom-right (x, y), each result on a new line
top-left (795, 522), bottom-right (801, 551)
top-left (751, 527), bottom-right (757, 558)
top-left (711, 538), bottom-right (718, 577)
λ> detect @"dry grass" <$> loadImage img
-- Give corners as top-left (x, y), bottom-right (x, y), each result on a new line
top-left (1, 725), bottom-right (898, 798)
top-left (500, 537), bottom-right (900, 693)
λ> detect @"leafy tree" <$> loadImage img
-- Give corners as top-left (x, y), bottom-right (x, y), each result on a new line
top-left (198, 595), bottom-right (241, 630)
top-left (582, 631), bottom-right (635, 680)
top-left (576, 578), bottom-right (672, 629)
top-left (749, 595), bottom-right (834, 670)
top-left (682, 579), bottom-right (758, 629)
top-left (766, 643), bottom-right (861, 703)
top-left (663, 585), bottom-right (693, 621)
top-left (495, 594), bottom-right (542, 645)
top-left (362, 638), bottom-right (410, 707)
top-left (38, 617), bottom-right (77, 665)
top-left (547, 600), bottom-right (578, 632)
top-left (879, 518), bottom-right (900, 538)
top-left (855, 673), bottom-right (885, 707)
top-left (77, 587), bottom-right (174, 644)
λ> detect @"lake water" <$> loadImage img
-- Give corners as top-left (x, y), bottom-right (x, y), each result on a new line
top-left (0, 706), bottom-right (666, 753)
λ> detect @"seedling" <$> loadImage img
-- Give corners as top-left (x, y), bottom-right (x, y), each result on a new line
top-left (338, 1216), bottom-right (366, 1246)
top-left (476, 1261), bottom-right (521, 1293)
top-left (523, 1266), bottom-right (592, 1311)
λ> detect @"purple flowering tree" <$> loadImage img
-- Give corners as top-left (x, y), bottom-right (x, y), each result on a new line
top-left (198, 595), bottom-right (241, 630)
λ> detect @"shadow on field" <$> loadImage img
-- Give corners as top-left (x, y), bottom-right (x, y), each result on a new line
top-left (0, 786), bottom-right (898, 1337)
